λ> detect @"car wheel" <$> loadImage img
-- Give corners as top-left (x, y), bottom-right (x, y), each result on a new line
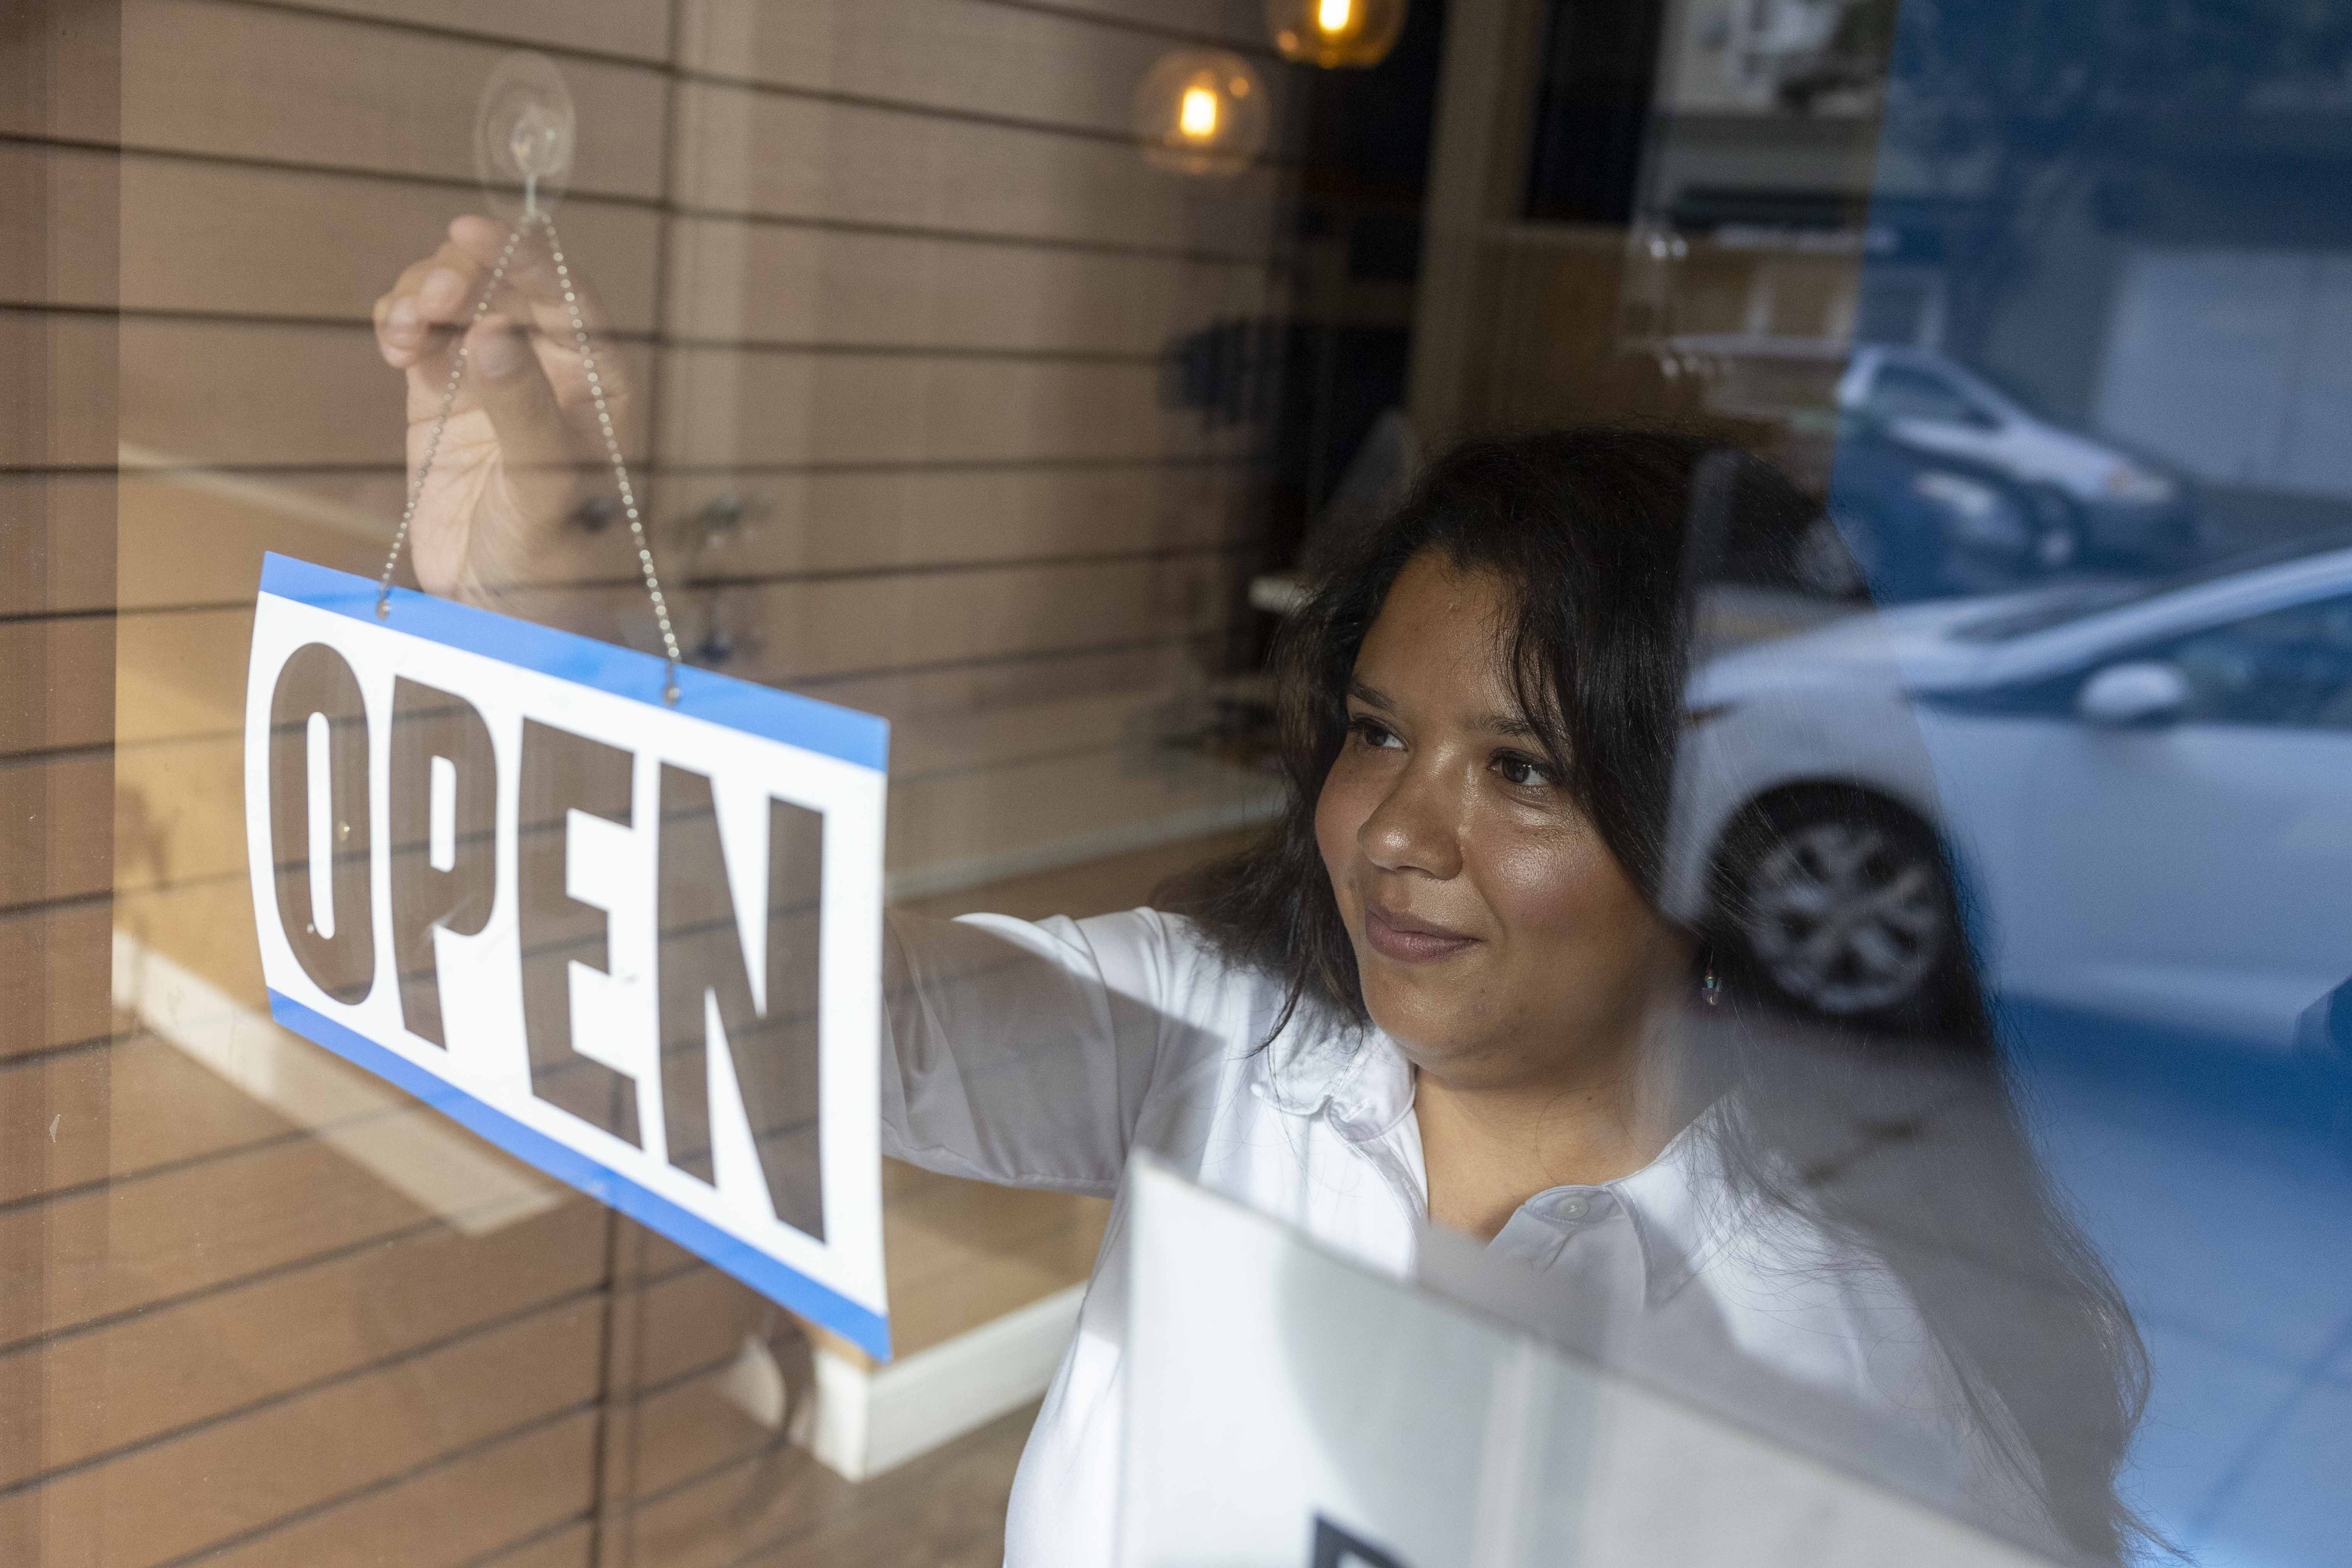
top-left (1722, 793), bottom-right (1959, 1023)
top-left (1791, 513), bottom-right (1872, 599)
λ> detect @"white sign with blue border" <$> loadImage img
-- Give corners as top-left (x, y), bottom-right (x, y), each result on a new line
top-left (244, 554), bottom-right (892, 1358)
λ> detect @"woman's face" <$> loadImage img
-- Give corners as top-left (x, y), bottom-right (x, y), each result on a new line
top-left (1315, 552), bottom-right (1690, 1089)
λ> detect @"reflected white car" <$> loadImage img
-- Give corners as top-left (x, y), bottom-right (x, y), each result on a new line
top-left (1668, 543), bottom-right (2352, 1048)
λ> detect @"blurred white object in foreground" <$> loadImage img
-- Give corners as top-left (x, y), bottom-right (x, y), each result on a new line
top-left (1119, 1157), bottom-right (2061, 1568)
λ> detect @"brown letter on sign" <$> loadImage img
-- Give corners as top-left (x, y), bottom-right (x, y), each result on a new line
top-left (267, 642), bottom-right (376, 1004)
top-left (655, 764), bottom-right (826, 1239)
top-left (519, 718), bottom-right (641, 1147)
top-left (389, 677), bottom-right (499, 1047)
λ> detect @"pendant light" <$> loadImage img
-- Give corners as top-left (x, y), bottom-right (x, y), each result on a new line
top-left (1267, 0), bottom-right (1406, 68)
top-left (1132, 50), bottom-right (1271, 177)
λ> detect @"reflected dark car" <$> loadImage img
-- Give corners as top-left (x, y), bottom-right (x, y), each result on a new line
top-left (1835, 347), bottom-right (2203, 572)
top-left (1819, 415), bottom-right (2075, 602)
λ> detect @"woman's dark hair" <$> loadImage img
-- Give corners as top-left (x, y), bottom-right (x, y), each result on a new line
top-left (1171, 427), bottom-right (2151, 1562)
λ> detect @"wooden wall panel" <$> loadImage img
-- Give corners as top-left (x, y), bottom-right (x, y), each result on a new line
top-left (477, 1518), bottom-right (594, 1568)
top-left (114, 878), bottom-right (266, 1012)
top-left (616, 1263), bottom-right (769, 1393)
top-left (0, 316), bottom-right (118, 469)
top-left (710, 550), bottom-right (1232, 687)
top-left (114, 741), bottom-right (241, 894)
top-left (116, 607), bottom-right (253, 745)
top-left (194, 1408), bottom-right (597, 1568)
top-left (122, 321), bottom-right (655, 469)
top-left (273, 0), bottom-right (671, 61)
top-left (679, 0), bottom-right (1186, 137)
top-left (0, 753), bottom-right (112, 910)
top-left (675, 79), bottom-right (1281, 253)
top-left (0, 1199), bottom-right (603, 1485)
top-left (0, 1035), bottom-right (284, 1210)
top-left (0, 1298), bottom-right (603, 1568)
top-left (887, 728), bottom-right (1272, 884)
top-left (120, 154), bottom-right (663, 330)
top-left (782, 639), bottom-right (1206, 728)
top-left (0, 615), bottom-right (111, 757)
top-left (111, 459), bottom-right (1249, 622)
top-left (601, 1446), bottom-right (847, 1568)
top-left (666, 213), bottom-right (1271, 352)
top-left (116, 470), bottom-right (398, 610)
top-left (120, 0), bottom-right (666, 197)
top-left (0, 476), bottom-right (118, 618)
top-left (1051, 0), bottom-right (1271, 46)
top-left (610, 1371), bottom-right (774, 1503)
top-left (660, 348), bottom-right (1233, 470)
top-left (0, 144), bottom-right (115, 310)
top-left (0, 1134), bottom-right (440, 1344)
top-left (0, 901), bottom-right (113, 1060)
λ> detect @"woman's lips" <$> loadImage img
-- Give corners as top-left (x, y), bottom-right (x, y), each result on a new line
top-left (1362, 902), bottom-right (1479, 964)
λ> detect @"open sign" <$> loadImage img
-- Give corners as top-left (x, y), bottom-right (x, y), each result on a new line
top-left (244, 555), bottom-right (891, 1356)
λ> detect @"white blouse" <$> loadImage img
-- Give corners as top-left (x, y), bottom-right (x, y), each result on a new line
top-left (879, 906), bottom-right (2058, 1566)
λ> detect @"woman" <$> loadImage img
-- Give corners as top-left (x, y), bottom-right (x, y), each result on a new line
top-left (376, 226), bottom-right (2148, 1566)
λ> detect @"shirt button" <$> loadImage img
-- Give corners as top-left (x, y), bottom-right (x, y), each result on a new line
top-left (1557, 1196), bottom-right (1588, 1219)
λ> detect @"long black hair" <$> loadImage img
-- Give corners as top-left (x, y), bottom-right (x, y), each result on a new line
top-left (1171, 427), bottom-right (2151, 1562)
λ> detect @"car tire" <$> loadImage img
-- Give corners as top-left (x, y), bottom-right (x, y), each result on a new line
top-left (1791, 513), bottom-right (1873, 600)
top-left (1715, 789), bottom-right (1964, 1029)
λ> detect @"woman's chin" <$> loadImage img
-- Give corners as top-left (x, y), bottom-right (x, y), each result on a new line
top-left (1357, 973), bottom-right (1476, 1063)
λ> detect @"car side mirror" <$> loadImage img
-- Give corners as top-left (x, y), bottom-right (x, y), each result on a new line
top-left (2078, 660), bottom-right (2189, 726)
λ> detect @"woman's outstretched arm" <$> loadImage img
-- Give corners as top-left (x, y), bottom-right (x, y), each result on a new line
top-left (879, 906), bottom-right (1197, 1196)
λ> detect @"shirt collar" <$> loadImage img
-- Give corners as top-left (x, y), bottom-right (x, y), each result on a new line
top-left (1604, 1110), bottom-right (1743, 1307)
top-left (1257, 1011), bottom-right (1416, 1138)
top-left (1261, 1020), bottom-right (1740, 1308)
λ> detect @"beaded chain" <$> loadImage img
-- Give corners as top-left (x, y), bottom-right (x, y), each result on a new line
top-left (376, 208), bottom-right (684, 704)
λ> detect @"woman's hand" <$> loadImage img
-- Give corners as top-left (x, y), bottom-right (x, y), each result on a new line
top-left (372, 215), bottom-right (622, 605)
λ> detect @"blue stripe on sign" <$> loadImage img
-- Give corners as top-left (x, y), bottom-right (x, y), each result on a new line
top-left (260, 553), bottom-right (889, 775)
top-left (269, 990), bottom-right (894, 1361)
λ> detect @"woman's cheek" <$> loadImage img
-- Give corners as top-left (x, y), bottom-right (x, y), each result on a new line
top-left (1486, 826), bottom-right (1606, 944)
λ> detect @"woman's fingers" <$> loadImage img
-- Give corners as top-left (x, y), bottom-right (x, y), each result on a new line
top-left (374, 239), bottom-right (485, 369)
top-left (448, 212), bottom-right (613, 338)
top-left (465, 314), bottom-right (585, 523)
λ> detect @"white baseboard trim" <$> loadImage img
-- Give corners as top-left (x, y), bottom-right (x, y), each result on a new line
top-left (802, 1283), bottom-right (1087, 1482)
top-left (886, 791), bottom-right (1280, 903)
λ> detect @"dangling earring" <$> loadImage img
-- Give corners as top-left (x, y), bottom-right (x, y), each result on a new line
top-left (1700, 956), bottom-right (1721, 1007)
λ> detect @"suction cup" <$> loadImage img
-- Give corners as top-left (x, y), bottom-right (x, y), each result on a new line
top-left (475, 51), bottom-right (575, 219)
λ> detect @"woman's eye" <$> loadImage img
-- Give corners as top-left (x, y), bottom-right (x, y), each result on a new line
top-left (1347, 716), bottom-right (1400, 749)
top-left (1495, 751), bottom-right (1556, 789)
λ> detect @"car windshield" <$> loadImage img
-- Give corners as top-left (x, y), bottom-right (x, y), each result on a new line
top-left (1934, 357), bottom-right (2052, 423)
top-left (1948, 532), bottom-right (2352, 641)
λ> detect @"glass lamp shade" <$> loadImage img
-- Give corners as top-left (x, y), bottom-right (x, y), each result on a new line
top-left (1267, 0), bottom-right (1406, 67)
top-left (1131, 50), bottom-right (1271, 178)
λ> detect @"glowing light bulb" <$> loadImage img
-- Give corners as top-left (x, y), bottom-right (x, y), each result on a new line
top-left (1178, 85), bottom-right (1220, 140)
top-left (1132, 50), bottom-right (1269, 177)
top-left (1267, 0), bottom-right (1405, 66)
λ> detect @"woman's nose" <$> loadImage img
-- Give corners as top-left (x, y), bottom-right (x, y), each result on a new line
top-left (1359, 765), bottom-right (1463, 880)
